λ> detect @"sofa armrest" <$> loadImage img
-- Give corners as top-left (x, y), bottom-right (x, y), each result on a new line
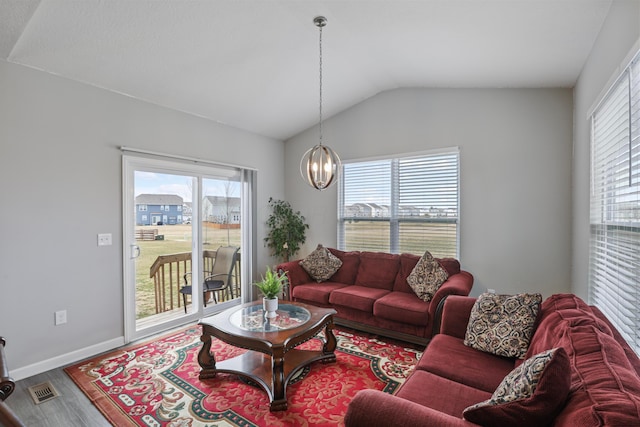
top-left (429, 271), bottom-right (474, 331)
top-left (439, 295), bottom-right (477, 339)
top-left (345, 390), bottom-right (475, 427)
top-left (275, 260), bottom-right (312, 289)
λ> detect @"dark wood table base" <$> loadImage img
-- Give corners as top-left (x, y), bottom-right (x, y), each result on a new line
top-left (198, 306), bottom-right (337, 411)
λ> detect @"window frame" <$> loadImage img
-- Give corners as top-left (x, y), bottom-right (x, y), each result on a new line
top-left (589, 50), bottom-right (640, 355)
top-left (338, 148), bottom-right (460, 258)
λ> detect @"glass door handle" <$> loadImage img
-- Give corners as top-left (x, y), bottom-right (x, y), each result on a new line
top-left (131, 245), bottom-right (141, 259)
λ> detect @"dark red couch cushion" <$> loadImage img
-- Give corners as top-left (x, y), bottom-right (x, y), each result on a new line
top-left (291, 282), bottom-right (348, 306)
top-left (418, 334), bottom-right (516, 393)
top-left (374, 292), bottom-right (430, 326)
top-left (327, 248), bottom-right (361, 285)
top-left (329, 286), bottom-right (390, 312)
top-left (554, 324), bottom-right (640, 426)
top-left (396, 370), bottom-right (492, 417)
top-left (354, 252), bottom-right (399, 290)
top-left (438, 258), bottom-right (461, 276)
top-left (393, 253), bottom-right (420, 293)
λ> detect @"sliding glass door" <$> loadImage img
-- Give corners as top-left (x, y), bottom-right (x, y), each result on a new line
top-left (123, 154), bottom-right (253, 342)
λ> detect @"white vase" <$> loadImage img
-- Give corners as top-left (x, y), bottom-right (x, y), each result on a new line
top-left (263, 297), bottom-right (278, 318)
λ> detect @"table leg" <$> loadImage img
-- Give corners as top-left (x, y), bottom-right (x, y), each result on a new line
top-left (270, 349), bottom-right (287, 411)
top-left (198, 332), bottom-right (217, 379)
top-left (322, 321), bottom-right (337, 362)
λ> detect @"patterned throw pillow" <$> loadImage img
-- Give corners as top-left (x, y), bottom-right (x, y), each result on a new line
top-left (463, 347), bottom-right (571, 427)
top-left (299, 244), bottom-right (343, 283)
top-left (406, 250), bottom-right (449, 302)
top-left (464, 293), bottom-right (542, 359)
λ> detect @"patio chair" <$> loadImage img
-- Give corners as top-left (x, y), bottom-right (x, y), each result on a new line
top-left (180, 246), bottom-right (239, 313)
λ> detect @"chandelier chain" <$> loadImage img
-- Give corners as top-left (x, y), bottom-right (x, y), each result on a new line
top-left (318, 23), bottom-right (323, 146)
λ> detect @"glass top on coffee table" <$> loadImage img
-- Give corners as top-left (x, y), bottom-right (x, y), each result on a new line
top-left (229, 303), bottom-right (311, 332)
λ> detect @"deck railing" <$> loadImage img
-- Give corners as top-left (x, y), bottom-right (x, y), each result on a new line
top-left (149, 250), bottom-right (241, 313)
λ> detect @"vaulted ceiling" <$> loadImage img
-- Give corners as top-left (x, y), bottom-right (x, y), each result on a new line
top-left (0, 0), bottom-right (612, 140)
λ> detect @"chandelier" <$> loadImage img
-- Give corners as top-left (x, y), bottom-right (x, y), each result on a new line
top-left (300, 16), bottom-right (341, 190)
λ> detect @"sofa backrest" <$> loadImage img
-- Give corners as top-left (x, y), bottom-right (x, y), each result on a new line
top-left (553, 323), bottom-right (640, 426)
top-left (354, 251), bottom-right (400, 290)
top-left (524, 294), bottom-right (640, 426)
top-left (393, 253), bottom-right (462, 293)
top-left (327, 248), bottom-right (361, 285)
top-left (283, 248), bottom-right (464, 293)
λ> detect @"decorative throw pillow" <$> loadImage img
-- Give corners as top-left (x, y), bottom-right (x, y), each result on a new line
top-left (299, 244), bottom-right (343, 283)
top-left (406, 250), bottom-right (449, 302)
top-left (464, 293), bottom-right (542, 359)
top-left (463, 347), bottom-right (571, 427)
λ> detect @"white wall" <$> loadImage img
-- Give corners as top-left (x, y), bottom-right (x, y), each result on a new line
top-left (572, 0), bottom-right (640, 300)
top-left (0, 59), bottom-right (285, 377)
top-left (285, 88), bottom-right (573, 299)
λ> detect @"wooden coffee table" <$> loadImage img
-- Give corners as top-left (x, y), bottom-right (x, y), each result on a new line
top-left (198, 301), bottom-right (337, 411)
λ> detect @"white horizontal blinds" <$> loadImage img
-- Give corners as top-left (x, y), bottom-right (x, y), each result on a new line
top-left (397, 154), bottom-right (458, 258)
top-left (339, 151), bottom-right (459, 257)
top-left (590, 53), bottom-right (640, 355)
top-left (340, 160), bottom-right (391, 251)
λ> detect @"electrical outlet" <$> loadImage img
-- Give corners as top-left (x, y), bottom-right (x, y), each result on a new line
top-left (487, 288), bottom-right (496, 294)
top-left (55, 310), bottom-right (67, 325)
top-left (97, 233), bottom-right (112, 246)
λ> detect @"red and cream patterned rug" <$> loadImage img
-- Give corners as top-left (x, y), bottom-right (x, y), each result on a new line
top-left (65, 325), bottom-right (422, 427)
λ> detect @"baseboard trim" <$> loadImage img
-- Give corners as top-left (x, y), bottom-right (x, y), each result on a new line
top-left (12, 337), bottom-right (125, 381)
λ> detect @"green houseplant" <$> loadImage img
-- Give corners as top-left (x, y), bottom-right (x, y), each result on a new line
top-left (255, 266), bottom-right (288, 318)
top-left (264, 197), bottom-right (309, 263)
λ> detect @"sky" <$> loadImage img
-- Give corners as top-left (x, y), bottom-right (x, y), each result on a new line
top-left (135, 171), bottom-right (239, 203)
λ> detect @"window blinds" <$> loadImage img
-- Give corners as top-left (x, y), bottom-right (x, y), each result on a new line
top-left (338, 150), bottom-right (459, 258)
top-left (590, 53), bottom-right (640, 355)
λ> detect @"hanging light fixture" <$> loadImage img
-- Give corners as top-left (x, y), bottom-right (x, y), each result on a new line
top-left (300, 16), bottom-right (341, 190)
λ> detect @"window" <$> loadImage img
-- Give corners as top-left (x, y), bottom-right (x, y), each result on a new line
top-left (590, 51), bottom-right (640, 355)
top-left (338, 149), bottom-right (459, 258)
top-left (139, 205), bottom-right (147, 211)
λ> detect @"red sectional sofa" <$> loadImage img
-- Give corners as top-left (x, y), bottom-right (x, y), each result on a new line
top-left (344, 293), bottom-right (640, 426)
top-left (276, 248), bottom-right (474, 344)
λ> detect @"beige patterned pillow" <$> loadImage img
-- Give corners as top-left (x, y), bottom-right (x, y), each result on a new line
top-left (299, 244), bottom-right (343, 282)
top-left (406, 250), bottom-right (449, 302)
top-left (464, 293), bottom-right (542, 359)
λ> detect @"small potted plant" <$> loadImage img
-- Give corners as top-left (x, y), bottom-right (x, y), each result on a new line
top-left (255, 266), bottom-right (287, 318)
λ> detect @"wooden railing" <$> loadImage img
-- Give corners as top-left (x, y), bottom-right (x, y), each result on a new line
top-left (149, 250), bottom-right (241, 313)
top-left (0, 338), bottom-right (26, 427)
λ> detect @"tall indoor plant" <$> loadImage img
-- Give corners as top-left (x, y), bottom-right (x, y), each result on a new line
top-left (264, 197), bottom-right (309, 262)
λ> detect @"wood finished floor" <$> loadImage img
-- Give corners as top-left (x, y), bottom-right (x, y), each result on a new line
top-left (5, 323), bottom-right (195, 427)
top-left (8, 367), bottom-right (111, 427)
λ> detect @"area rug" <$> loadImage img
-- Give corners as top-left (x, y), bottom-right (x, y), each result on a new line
top-left (65, 325), bottom-right (422, 427)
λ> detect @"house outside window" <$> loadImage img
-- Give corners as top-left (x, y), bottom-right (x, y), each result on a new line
top-left (338, 149), bottom-right (459, 258)
top-left (589, 51), bottom-right (640, 355)
top-left (135, 194), bottom-right (184, 225)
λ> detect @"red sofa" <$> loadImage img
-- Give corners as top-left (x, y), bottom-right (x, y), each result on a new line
top-left (276, 248), bottom-right (474, 344)
top-left (344, 293), bottom-right (640, 426)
